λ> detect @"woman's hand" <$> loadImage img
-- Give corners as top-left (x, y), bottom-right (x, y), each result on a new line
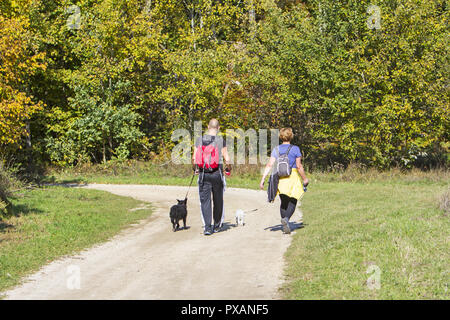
top-left (303, 178), bottom-right (309, 187)
top-left (296, 157), bottom-right (309, 187)
top-left (260, 157), bottom-right (275, 190)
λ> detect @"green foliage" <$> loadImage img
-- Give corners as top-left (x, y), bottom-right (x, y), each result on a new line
top-left (46, 83), bottom-right (144, 165)
top-left (252, 0), bottom-right (449, 168)
top-left (0, 13), bottom-right (46, 150)
top-left (1, 0), bottom-right (448, 169)
top-left (0, 162), bottom-right (15, 215)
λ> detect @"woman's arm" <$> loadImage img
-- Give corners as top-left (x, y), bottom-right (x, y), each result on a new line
top-left (295, 157), bottom-right (309, 186)
top-left (260, 156), bottom-right (276, 189)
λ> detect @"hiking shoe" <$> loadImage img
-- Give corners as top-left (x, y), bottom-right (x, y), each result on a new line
top-left (281, 218), bottom-right (291, 234)
top-left (213, 223), bottom-right (222, 233)
top-left (204, 226), bottom-right (213, 236)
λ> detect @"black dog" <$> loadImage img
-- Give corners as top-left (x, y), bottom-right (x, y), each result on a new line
top-left (169, 198), bottom-right (188, 232)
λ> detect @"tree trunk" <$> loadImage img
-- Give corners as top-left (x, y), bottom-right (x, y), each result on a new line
top-left (25, 121), bottom-right (33, 175)
top-left (102, 140), bottom-right (106, 163)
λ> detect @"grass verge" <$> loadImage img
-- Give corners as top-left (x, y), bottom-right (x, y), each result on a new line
top-left (282, 181), bottom-right (449, 299)
top-left (0, 186), bottom-right (152, 293)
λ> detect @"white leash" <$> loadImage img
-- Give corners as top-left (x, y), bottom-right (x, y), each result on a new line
top-left (244, 184), bottom-right (308, 213)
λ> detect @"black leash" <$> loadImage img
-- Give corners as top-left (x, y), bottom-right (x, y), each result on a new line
top-left (185, 172), bottom-right (196, 199)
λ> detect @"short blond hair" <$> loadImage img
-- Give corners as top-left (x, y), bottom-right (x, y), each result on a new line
top-left (279, 128), bottom-right (293, 142)
top-left (208, 118), bottom-right (219, 130)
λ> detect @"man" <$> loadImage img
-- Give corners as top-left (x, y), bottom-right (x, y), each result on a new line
top-left (193, 119), bottom-right (231, 236)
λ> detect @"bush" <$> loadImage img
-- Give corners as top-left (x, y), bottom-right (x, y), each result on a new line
top-left (0, 160), bottom-right (21, 216)
top-left (0, 163), bottom-right (12, 215)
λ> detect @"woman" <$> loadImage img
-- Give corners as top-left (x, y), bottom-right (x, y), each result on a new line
top-left (260, 128), bottom-right (309, 234)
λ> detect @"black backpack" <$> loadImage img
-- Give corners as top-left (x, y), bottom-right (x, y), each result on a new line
top-left (276, 145), bottom-right (293, 177)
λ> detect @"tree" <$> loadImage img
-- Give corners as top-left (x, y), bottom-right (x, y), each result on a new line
top-left (1, 0), bottom-right (448, 169)
top-left (0, 15), bottom-right (46, 149)
top-left (47, 83), bottom-right (144, 165)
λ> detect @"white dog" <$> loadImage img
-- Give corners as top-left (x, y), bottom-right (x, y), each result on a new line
top-left (235, 209), bottom-right (245, 226)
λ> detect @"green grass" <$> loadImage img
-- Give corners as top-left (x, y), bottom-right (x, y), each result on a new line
top-left (282, 181), bottom-right (449, 299)
top-left (0, 186), bottom-right (152, 293)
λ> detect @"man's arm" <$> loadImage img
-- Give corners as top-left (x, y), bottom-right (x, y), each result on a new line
top-left (192, 145), bottom-right (198, 172)
top-left (222, 146), bottom-right (231, 172)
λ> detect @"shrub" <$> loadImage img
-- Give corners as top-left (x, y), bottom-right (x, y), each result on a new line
top-left (0, 158), bottom-right (22, 216)
top-left (0, 163), bottom-right (12, 215)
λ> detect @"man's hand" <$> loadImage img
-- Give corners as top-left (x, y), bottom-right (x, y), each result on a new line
top-left (225, 164), bottom-right (231, 176)
top-left (193, 164), bottom-right (199, 175)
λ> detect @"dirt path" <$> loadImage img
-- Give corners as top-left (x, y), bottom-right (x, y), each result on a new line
top-left (3, 184), bottom-right (301, 300)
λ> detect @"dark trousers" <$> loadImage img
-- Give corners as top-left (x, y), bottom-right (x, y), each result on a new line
top-left (198, 170), bottom-right (224, 228)
top-left (279, 194), bottom-right (297, 221)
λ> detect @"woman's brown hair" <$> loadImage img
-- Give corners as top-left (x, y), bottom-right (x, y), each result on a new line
top-left (279, 128), bottom-right (293, 142)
